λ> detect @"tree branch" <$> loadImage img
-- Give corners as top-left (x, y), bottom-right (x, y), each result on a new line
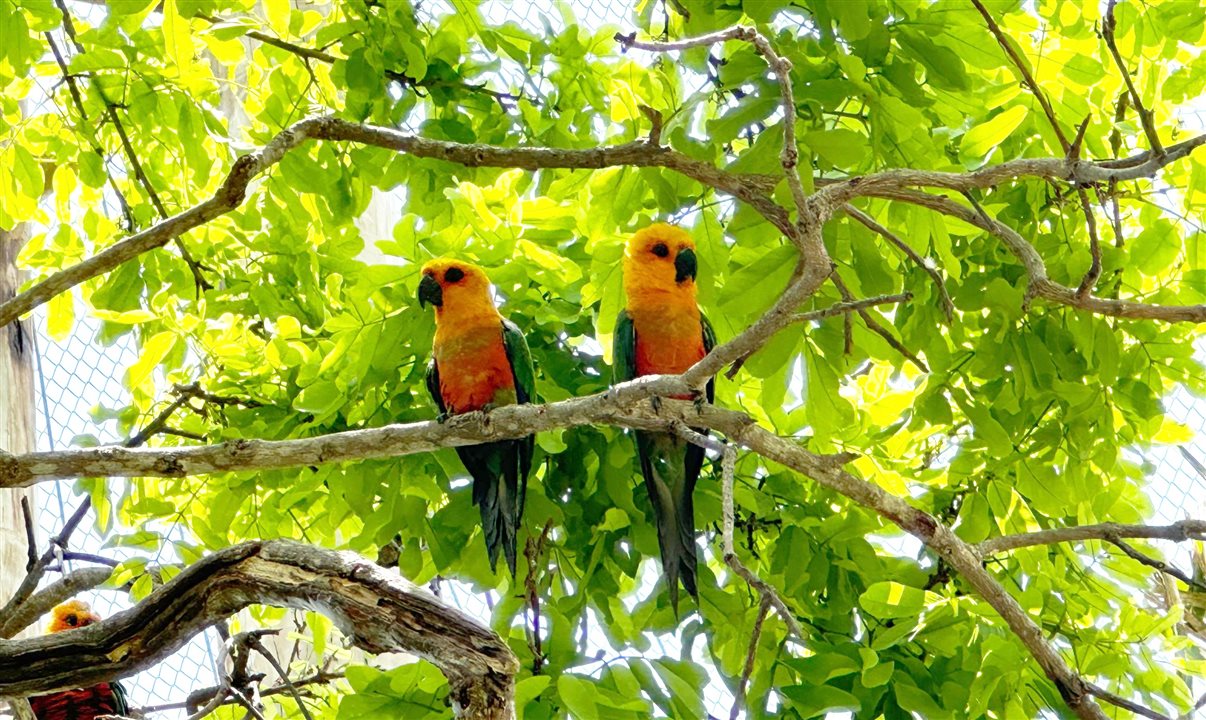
top-left (0, 540), bottom-right (517, 720)
top-left (0, 115), bottom-right (789, 331)
top-left (1108, 538), bottom-right (1206, 592)
top-left (860, 188), bottom-right (1206, 322)
top-left (978, 519), bottom-right (1206, 555)
top-left (970, 0), bottom-right (1071, 153)
top-left (1102, 0), bottom-right (1164, 157)
top-left (842, 205), bottom-right (953, 322)
top-left (52, 0), bottom-right (212, 292)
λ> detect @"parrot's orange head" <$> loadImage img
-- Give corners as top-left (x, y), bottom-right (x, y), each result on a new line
top-left (418, 258), bottom-right (496, 320)
top-left (623, 223), bottom-right (699, 304)
top-left (48, 600), bottom-right (101, 633)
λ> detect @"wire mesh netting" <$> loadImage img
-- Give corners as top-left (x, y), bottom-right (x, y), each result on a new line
top-left (30, 313), bottom-right (224, 715)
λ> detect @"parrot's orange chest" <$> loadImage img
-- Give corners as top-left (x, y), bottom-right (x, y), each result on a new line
top-left (631, 305), bottom-right (706, 377)
top-left (433, 319), bottom-right (515, 413)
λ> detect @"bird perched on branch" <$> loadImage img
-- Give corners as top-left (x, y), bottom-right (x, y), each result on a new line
top-left (29, 600), bottom-right (129, 720)
top-left (419, 258), bottom-right (536, 576)
top-left (613, 223), bottom-right (716, 612)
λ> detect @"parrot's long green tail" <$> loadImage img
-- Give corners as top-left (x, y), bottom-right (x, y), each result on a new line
top-left (459, 440), bottom-right (522, 576)
top-left (637, 431), bottom-right (700, 614)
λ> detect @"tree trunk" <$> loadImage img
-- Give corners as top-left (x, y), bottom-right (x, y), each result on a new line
top-left (0, 223), bottom-right (38, 639)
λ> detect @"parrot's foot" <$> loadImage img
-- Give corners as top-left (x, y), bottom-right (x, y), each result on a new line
top-left (691, 388), bottom-right (707, 415)
top-left (436, 412), bottom-right (451, 424)
top-left (650, 395), bottom-right (662, 413)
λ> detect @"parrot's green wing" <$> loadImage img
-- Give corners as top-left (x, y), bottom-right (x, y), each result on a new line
top-left (700, 310), bottom-right (716, 403)
top-left (502, 316), bottom-right (536, 498)
top-left (613, 309), bottom-right (638, 383)
top-left (425, 361), bottom-right (446, 415)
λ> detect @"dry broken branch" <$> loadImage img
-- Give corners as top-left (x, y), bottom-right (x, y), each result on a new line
top-left (0, 540), bottom-right (516, 720)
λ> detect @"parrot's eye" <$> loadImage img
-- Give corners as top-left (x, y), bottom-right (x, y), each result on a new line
top-left (444, 267), bottom-right (465, 283)
top-left (65, 615), bottom-right (77, 626)
top-left (651, 243), bottom-right (670, 258)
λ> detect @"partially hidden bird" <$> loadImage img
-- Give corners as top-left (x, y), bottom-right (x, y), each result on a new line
top-left (613, 223), bottom-right (715, 612)
top-left (419, 258), bottom-right (536, 576)
top-left (29, 600), bottom-right (129, 720)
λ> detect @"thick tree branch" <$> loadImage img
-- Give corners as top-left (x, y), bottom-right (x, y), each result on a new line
top-left (0, 115), bottom-right (788, 330)
top-left (0, 382), bottom-right (841, 487)
top-left (978, 520), bottom-right (1206, 555)
top-left (0, 540), bottom-right (516, 720)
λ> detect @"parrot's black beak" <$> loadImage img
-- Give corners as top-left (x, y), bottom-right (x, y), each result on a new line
top-left (674, 247), bottom-right (697, 284)
top-left (418, 274), bottom-right (443, 308)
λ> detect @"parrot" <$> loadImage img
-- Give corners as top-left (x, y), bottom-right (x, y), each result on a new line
top-left (418, 258), bottom-right (536, 577)
top-left (28, 600), bottom-right (129, 720)
top-left (613, 223), bottom-right (716, 612)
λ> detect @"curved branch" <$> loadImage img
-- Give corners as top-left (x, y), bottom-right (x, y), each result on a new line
top-left (0, 117), bottom-right (789, 330)
top-left (0, 540), bottom-right (516, 720)
top-left (862, 188), bottom-right (1206, 322)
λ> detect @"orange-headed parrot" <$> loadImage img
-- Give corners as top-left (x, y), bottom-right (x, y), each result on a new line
top-left (29, 601), bottom-right (129, 720)
top-left (613, 223), bottom-right (716, 611)
top-left (419, 258), bottom-right (536, 576)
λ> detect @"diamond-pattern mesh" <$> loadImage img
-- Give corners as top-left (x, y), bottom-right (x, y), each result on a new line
top-left (31, 315), bottom-right (222, 717)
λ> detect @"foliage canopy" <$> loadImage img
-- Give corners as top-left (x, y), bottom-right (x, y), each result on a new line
top-left (2, 0), bottom-right (1205, 718)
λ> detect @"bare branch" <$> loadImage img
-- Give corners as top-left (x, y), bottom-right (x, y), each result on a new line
top-left (0, 540), bottom-right (516, 720)
top-left (970, 0), bottom-right (1071, 152)
top-left (829, 273), bottom-right (928, 372)
top-left (0, 115), bottom-right (789, 330)
top-left (862, 188), bottom-right (1206, 322)
top-left (729, 595), bottom-right (770, 720)
top-left (671, 422), bottom-right (806, 640)
top-left (1086, 682), bottom-right (1173, 720)
top-left (842, 205), bottom-right (953, 322)
top-left (1108, 538), bottom-right (1206, 592)
top-left (978, 519), bottom-right (1206, 555)
top-left (1102, 0), bottom-right (1164, 157)
top-left (789, 293), bottom-right (913, 324)
top-left (1074, 184), bottom-right (1103, 297)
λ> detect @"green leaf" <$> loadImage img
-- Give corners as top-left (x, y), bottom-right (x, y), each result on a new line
top-left (961, 105), bottom-right (1028, 159)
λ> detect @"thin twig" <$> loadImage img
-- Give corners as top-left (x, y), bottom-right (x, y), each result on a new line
top-left (246, 635), bottom-right (313, 720)
top-left (790, 293), bottom-right (913, 325)
top-left (829, 273), bottom-right (928, 372)
top-left (43, 33), bottom-right (137, 233)
top-left (670, 422), bottom-right (805, 640)
top-left (1109, 538), bottom-right (1205, 592)
top-left (0, 498), bottom-right (91, 622)
top-left (1085, 682), bottom-right (1173, 720)
top-left (971, 0), bottom-right (1070, 152)
top-left (53, 0), bottom-right (213, 292)
top-left (1102, 0), bottom-right (1163, 157)
top-left (729, 595), bottom-right (771, 720)
top-left (843, 205), bottom-right (953, 321)
top-left (1075, 184), bottom-right (1103, 297)
top-left (20, 497), bottom-right (37, 571)
top-left (978, 519), bottom-right (1206, 555)
top-left (616, 26), bottom-right (810, 229)
top-left (134, 672), bottom-right (344, 715)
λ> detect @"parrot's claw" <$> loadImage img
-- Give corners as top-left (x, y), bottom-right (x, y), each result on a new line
top-left (436, 412), bottom-right (451, 424)
top-left (650, 396), bottom-right (663, 413)
top-left (691, 389), bottom-right (707, 415)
